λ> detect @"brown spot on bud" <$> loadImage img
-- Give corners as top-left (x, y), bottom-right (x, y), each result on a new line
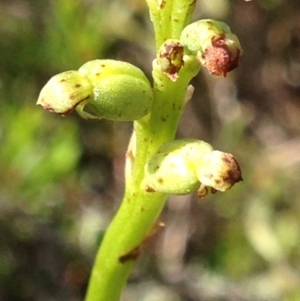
top-left (202, 34), bottom-right (241, 77)
top-left (145, 185), bottom-right (156, 193)
top-left (221, 154), bottom-right (243, 188)
top-left (197, 184), bottom-right (209, 198)
top-left (158, 177), bottom-right (164, 184)
top-left (211, 188), bottom-right (217, 194)
top-left (197, 151), bottom-right (243, 192)
top-left (158, 40), bottom-right (184, 82)
top-left (159, 0), bottom-right (166, 9)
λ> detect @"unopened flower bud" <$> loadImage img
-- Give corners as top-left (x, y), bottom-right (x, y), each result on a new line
top-left (157, 39), bottom-right (185, 82)
top-left (76, 59), bottom-right (153, 121)
top-left (180, 19), bottom-right (242, 76)
top-left (37, 59), bottom-right (153, 121)
top-left (197, 150), bottom-right (242, 192)
top-left (145, 139), bottom-right (242, 197)
top-left (37, 71), bottom-right (93, 115)
top-left (145, 139), bottom-right (213, 195)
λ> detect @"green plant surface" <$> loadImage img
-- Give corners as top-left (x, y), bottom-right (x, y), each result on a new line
top-left (3, 1), bottom-right (300, 301)
top-left (82, 1), bottom-right (241, 300)
top-left (85, 47), bottom-right (200, 301)
top-left (34, 0), bottom-right (243, 299)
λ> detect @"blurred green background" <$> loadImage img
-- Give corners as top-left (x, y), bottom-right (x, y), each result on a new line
top-left (1, 0), bottom-right (300, 300)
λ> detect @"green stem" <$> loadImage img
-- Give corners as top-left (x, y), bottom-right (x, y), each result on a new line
top-left (146, 0), bottom-right (196, 50)
top-left (85, 68), bottom-right (196, 301)
top-left (85, 1), bottom-right (198, 301)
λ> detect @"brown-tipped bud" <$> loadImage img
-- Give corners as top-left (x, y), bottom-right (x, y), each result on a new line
top-left (37, 60), bottom-right (153, 121)
top-left (37, 71), bottom-right (93, 115)
top-left (180, 19), bottom-right (242, 77)
top-left (157, 39), bottom-right (185, 82)
top-left (196, 151), bottom-right (243, 192)
top-left (144, 139), bottom-right (213, 195)
top-left (199, 33), bottom-right (241, 76)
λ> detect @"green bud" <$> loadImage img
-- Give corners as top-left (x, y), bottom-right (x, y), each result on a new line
top-left (180, 19), bottom-right (242, 76)
top-left (144, 139), bottom-right (213, 195)
top-left (145, 139), bottom-right (242, 197)
top-left (37, 59), bottom-right (153, 121)
top-left (196, 150), bottom-right (243, 192)
top-left (37, 71), bottom-right (93, 115)
top-left (77, 59), bottom-right (153, 121)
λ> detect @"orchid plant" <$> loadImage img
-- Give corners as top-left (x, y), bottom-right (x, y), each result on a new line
top-left (37, 1), bottom-right (243, 300)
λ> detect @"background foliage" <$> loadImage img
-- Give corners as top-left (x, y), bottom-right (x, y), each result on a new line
top-left (1, 0), bottom-right (300, 300)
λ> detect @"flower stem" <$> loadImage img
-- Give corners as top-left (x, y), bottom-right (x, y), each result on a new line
top-left (84, 2), bottom-right (198, 300)
top-left (85, 65), bottom-right (197, 301)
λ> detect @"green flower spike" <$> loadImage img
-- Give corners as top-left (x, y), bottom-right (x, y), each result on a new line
top-left (180, 19), bottom-right (242, 76)
top-left (37, 70), bottom-right (93, 115)
top-left (144, 139), bottom-right (213, 195)
top-left (37, 59), bottom-right (153, 121)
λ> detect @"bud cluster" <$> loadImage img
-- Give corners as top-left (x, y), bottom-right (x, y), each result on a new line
top-left (154, 19), bottom-right (242, 80)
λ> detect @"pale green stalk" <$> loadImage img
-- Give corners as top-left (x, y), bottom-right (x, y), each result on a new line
top-left (85, 1), bottom-right (199, 300)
